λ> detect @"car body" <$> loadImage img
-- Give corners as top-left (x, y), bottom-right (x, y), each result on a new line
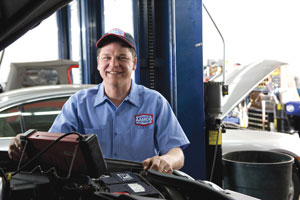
top-left (216, 60), bottom-right (300, 200)
top-left (0, 84), bottom-right (95, 151)
top-left (222, 128), bottom-right (300, 200)
top-left (0, 84), bottom-right (261, 200)
top-left (222, 128), bottom-right (300, 158)
top-left (1, 83), bottom-right (300, 158)
top-left (1, 84), bottom-right (300, 157)
top-left (0, 83), bottom-right (298, 199)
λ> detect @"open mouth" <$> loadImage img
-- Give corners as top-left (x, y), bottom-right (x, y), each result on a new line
top-left (107, 71), bottom-right (122, 75)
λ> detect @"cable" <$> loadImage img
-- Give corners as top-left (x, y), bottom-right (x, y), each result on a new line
top-left (202, 3), bottom-right (226, 84)
top-left (12, 131), bottom-right (83, 176)
top-left (0, 168), bottom-right (8, 185)
top-left (17, 140), bottom-right (28, 170)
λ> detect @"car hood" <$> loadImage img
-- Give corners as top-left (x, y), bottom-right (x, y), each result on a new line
top-left (0, 0), bottom-right (72, 51)
top-left (222, 129), bottom-right (300, 157)
top-left (213, 60), bottom-right (287, 119)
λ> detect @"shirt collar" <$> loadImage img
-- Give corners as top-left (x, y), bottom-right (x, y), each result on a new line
top-left (94, 83), bottom-right (107, 107)
top-left (125, 81), bottom-right (141, 107)
top-left (94, 80), bottom-right (141, 107)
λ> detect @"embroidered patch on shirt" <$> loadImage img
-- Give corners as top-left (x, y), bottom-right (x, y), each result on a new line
top-left (135, 114), bottom-right (153, 126)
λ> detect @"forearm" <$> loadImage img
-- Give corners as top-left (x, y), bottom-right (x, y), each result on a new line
top-left (161, 147), bottom-right (185, 170)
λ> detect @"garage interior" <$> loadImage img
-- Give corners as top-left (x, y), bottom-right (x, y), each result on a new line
top-left (0, 0), bottom-right (299, 199)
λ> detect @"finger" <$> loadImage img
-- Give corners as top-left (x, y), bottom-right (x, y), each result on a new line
top-left (149, 157), bottom-right (161, 171)
top-left (155, 159), bottom-right (172, 174)
top-left (8, 148), bottom-right (21, 161)
top-left (9, 148), bottom-right (28, 162)
top-left (156, 159), bottom-right (168, 173)
top-left (14, 136), bottom-right (23, 150)
top-left (142, 158), bottom-right (152, 171)
top-left (163, 167), bottom-right (173, 174)
top-left (8, 141), bottom-right (18, 156)
top-left (8, 137), bottom-right (24, 161)
top-left (157, 163), bottom-right (165, 173)
top-left (9, 136), bottom-right (21, 151)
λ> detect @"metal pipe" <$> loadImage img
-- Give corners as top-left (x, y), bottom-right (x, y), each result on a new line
top-left (202, 3), bottom-right (226, 84)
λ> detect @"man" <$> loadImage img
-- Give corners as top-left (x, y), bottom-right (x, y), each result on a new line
top-left (8, 28), bottom-right (190, 174)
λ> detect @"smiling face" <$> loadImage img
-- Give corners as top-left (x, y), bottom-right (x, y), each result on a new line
top-left (97, 41), bottom-right (137, 90)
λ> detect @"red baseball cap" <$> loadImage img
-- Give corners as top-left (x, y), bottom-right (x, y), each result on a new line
top-left (96, 28), bottom-right (136, 51)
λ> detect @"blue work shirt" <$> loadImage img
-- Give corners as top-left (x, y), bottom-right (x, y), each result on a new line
top-left (49, 81), bottom-right (190, 162)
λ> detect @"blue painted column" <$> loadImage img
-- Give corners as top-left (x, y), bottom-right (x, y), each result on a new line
top-left (175, 0), bottom-right (206, 179)
top-left (79, 0), bottom-right (104, 84)
top-left (133, 0), bottom-right (206, 179)
top-left (133, 0), bottom-right (177, 110)
top-left (57, 5), bottom-right (71, 60)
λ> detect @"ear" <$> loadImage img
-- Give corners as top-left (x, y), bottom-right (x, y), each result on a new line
top-left (97, 56), bottom-right (101, 70)
top-left (132, 57), bottom-right (137, 70)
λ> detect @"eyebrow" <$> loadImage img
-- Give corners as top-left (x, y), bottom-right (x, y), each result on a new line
top-left (100, 53), bottom-right (129, 56)
top-left (100, 53), bottom-right (110, 56)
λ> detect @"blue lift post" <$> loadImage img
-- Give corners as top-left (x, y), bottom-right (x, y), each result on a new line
top-left (133, 0), bottom-right (177, 109)
top-left (175, 0), bottom-right (206, 179)
top-left (78, 0), bottom-right (104, 84)
top-left (57, 6), bottom-right (71, 60)
top-left (133, 0), bottom-right (206, 179)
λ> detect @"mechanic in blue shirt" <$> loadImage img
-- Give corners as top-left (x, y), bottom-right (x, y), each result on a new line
top-left (8, 28), bottom-right (190, 174)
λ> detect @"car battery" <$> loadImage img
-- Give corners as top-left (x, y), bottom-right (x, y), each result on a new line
top-left (98, 171), bottom-right (162, 198)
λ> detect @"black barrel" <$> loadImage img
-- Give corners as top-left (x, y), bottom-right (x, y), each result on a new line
top-left (223, 150), bottom-right (294, 200)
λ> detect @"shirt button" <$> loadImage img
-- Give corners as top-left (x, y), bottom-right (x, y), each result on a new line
top-left (114, 153), bottom-right (117, 156)
top-left (114, 132), bottom-right (117, 136)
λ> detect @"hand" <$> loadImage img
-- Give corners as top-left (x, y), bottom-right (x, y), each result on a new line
top-left (142, 155), bottom-right (173, 174)
top-left (142, 147), bottom-right (184, 174)
top-left (8, 134), bottom-right (26, 161)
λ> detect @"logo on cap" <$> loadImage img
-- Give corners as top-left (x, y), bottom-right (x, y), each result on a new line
top-left (135, 114), bottom-right (153, 126)
top-left (108, 28), bottom-right (125, 37)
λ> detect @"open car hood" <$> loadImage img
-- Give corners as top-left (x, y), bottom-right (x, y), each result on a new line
top-left (0, 0), bottom-right (72, 51)
top-left (213, 60), bottom-right (287, 119)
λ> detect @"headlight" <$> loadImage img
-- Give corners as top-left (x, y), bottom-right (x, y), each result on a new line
top-left (286, 104), bottom-right (295, 113)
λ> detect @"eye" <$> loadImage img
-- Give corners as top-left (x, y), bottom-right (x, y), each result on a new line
top-left (101, 56), bottom-right (110, 60)
top-left (118, 56), bottom-right (129, 61)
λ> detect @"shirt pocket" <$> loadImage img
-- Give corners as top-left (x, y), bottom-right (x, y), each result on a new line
top-left (84, 126), bottom-right (108, 157)
top-left (127, 126), bottom-right (156, 160)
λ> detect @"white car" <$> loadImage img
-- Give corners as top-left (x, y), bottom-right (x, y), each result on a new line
top-left (223, 129), bottom-right (300, 157)
top-left (0, 84), bottom-right (95, 151)
top-left (0, 84), bottom-right (299, 199)
top-left (222, 129), bottom-right (300, 200)
top-left (0, 84), bottom-right (264, 200)
top-left (216, 60), bottom-right (300, 200)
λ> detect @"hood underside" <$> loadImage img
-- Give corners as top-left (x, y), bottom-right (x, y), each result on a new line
top-left (214, 60), bottom-right (287, 119)
top-left (0, 0), bottom-right (72, 51)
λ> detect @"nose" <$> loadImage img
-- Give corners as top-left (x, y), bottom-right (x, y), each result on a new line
top-left (109, 57), bottom-right (119, 67)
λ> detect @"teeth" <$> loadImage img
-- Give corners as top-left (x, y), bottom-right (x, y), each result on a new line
top-left (108, 72), bottom-right (120, 74)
